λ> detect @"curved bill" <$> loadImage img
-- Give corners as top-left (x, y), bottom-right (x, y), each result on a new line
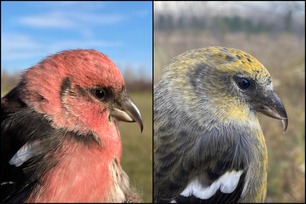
top-left (256, 90), bottom-right (288, 131)
top-left (110, 97), bottom-right (143, 132)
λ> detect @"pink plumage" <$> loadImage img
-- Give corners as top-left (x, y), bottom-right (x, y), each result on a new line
top-left (1, 49), bottom-right (143, 202)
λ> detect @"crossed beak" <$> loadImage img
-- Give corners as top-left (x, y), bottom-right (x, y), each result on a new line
top-left (110, 96), bottom-right (143, 132)
top-left (256, 90), bottom-right (288, 131)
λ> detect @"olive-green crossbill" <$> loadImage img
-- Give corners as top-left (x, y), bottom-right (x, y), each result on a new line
top-left (154, 46), bottom-right (288, 203)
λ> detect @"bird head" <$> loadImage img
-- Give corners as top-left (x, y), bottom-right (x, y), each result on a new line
top-left (20, 49), bottom-right (143, 136)
top-left (158, 46), bottom-right (287, 131)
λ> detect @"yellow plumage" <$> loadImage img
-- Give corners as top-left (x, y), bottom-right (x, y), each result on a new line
top-left (154, 46), bottom-right (287, 203)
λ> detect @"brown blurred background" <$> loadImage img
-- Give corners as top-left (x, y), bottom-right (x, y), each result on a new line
top-left (154, 1), bottom-right (305, 203)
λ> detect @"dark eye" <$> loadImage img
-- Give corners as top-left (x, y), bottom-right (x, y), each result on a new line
top-left (236, 77), bottom-right (251, 90)
top-left (95, 88), bottom-right (106, 100)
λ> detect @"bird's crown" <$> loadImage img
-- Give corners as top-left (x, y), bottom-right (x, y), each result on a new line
top-left (169, 46), bottom-right (271, 81)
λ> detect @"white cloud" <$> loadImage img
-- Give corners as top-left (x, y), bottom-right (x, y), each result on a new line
top-left (34, 1), bottom-right (107, 10)
top-left (47, 39), bottom-right (123, 54)
top-left (18, 11), bottom-right (126, 29)
top-left (1, 34), bottom-right (43, 60)
top-left (1, 34), bottom-right (123, 61)
top-left (72, 13), bottom-right (125, 25)
top-left (19, 12), bottom-right (75, 28)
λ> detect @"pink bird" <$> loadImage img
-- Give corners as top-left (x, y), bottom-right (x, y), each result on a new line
top-left (1, 49), bottom-right (143, 202)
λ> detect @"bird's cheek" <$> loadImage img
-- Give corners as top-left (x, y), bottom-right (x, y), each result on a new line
top-left (58, 96), bottom-right (109, 133)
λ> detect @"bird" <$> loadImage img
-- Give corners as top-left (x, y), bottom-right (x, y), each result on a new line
top-left (154, 46), bottom-right (288, 203)
top-left (1, 49), bottom-right (143, 202)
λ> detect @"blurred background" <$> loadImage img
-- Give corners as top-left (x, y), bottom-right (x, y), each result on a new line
top-left (1, 1), bottom-right (152, 202)
top-left (154, 1), bottom-right (305, 202)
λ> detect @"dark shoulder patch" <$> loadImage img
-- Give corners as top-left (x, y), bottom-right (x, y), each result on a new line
top-left (1, 104), bottom-right (101, 202)
top-left (1, 86), bottom-right (27, 114)
top-left (1, 107), bottom-right (61, 202)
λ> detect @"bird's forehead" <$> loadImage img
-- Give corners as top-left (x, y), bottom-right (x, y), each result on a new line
top-left (52, 49), bottom-right (124, 89)
top-left (207, 47), bottom-right (270, 78)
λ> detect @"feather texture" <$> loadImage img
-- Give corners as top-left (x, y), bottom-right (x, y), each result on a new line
top-left (154, 47), bottom-right (287, 203)
top-left (1, 49), bottom-right (143, 202)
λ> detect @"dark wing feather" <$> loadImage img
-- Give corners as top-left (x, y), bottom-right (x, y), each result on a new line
top-left (1, 87), bottom-right (101, 202)
top-left (154, 125), bottom-right (253, 203)
top-left (1, 88), bottom-right (62, 202)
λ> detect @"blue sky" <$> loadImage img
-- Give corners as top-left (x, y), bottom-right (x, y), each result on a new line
top-left (1, 1), bottom-right (152, 79)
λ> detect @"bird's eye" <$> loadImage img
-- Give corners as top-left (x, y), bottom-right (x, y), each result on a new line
top-left (236, 77), bottom-right (251, 90)
top-left (95, 88), bottom-right (106, 100)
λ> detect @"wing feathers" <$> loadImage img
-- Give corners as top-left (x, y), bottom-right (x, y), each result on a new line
top-left (9, 141), bottom-right (41, 167)
top-left (180, 170), bottom-right (243, 200)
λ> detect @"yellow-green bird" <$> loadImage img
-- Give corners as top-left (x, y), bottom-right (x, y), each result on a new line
top-left (154, 46), bottom-right (288, 203)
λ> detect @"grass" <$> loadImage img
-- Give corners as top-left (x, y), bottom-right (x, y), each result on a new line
top-left (119, 91), bottom-right (152, 202)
